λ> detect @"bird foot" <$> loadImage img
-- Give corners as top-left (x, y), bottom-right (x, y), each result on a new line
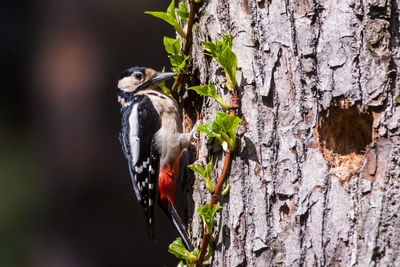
top-left (191, 120), bottom-right (200, 140)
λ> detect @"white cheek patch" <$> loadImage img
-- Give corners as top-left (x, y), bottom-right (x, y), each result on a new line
top-left (118, 77), bottom-right (138, 92)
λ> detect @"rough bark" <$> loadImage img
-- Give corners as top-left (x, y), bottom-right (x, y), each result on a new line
top-left (185, 0), bottom-right (400, 266)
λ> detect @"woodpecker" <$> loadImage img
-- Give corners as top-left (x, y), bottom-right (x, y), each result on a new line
top-left (117, 66), bottom-right (196, 251)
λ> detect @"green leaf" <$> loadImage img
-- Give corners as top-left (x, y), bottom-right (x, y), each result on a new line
top-left (222, 34), bottom-right (234, 48)
top-left (169, 55), bottom-right (187, 74)
top-left (189, 83), bottom-right (230, 110)
top-left (168, 237), bottom-right (198, 263)
top-left (145, 0), bottom-right (186, 38)
top-left (170, 54), bottom-right (184, 67)
top-left (177, 1), bottom-right (189, 23)
top-left (200, 112), bottom-right (241, 151)
top-left (168, 237), bottom-right (188, 259)
top-left (209, 205), bottom-right (222, 223)
top-left (202, 37), bottom-right (229, 59)
top-left (214, 112), bottom-right (230, 131)
top-left (204, 157), bottom-right (213, 179)
top-left (197, 122), bottom-right (220, 138)
top-left (188, 84), bottom-right (215, 98)
top-left (188, 163), bottom-right (206, 178)
top-left (214, 95), bottom-right (230, 110)
top-left (215, 112), bottom-right (241, 133)
top-left (197, 204), bottom-right (222, 234)
top-left (202, 34), bottom-right (237, 90)
top-left (202, 41), bottom-right (218, 58)
top-left (214, 112), bottom-right (242, 150)
top-left (192, 250), bottom-right (199, 257)
top-left (197, 122), bottom-right (225, 146)
top-left (218, 46), bottom-right (237, 91)
top-left (177, 55), bottom-right (188, 71)
top-left (167, 0), bottom-right (177, 19)
top-left (204, 161), bottom-right (214, 192)
top-left (215, 39), bottom-right (225, 53)
top-left (163, 37), bottom-right (187, 74)
top-left (206, 181), bottom-right (214, 193)
top-left (221, 177), bottom-right (230, 196)
top-left (145, 11), bottom-right (176, 26)
top-left (204, 243), bottom-right (214, 261)
top-left (188, 159), bottom-right (214, 193)
top-left (164, 37), bottom-right (180, 54)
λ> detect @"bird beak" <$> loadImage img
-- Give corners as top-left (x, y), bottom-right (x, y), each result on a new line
top-left (149, 72), bottom-right (176, 85)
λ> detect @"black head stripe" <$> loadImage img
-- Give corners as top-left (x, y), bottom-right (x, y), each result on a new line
top-left (147, 92), bottom-right (167, 99)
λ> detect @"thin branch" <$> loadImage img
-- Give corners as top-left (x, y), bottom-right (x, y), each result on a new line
top-left (171, 0), bottom-right (199, 100)
top-left (183, 0), bottom-right (197, 56)
top-left (196, 91), bottom-right (240, 267)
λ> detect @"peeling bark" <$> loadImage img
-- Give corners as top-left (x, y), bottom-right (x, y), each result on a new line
top-left (185, 0), bottom-right (400, 266)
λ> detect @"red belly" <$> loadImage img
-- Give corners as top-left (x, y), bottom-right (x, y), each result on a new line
top-left (158, 154), bottom-right (182, 207)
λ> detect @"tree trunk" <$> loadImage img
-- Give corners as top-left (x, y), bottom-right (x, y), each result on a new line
top-left (185, 0), bottom-right (400, 266)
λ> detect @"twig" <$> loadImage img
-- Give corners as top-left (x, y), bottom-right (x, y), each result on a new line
top-left (171, 0), bottom-right (199, 100)
top-left (195, 91), bottom-right (240, 267)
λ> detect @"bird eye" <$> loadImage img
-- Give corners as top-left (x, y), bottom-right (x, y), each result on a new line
top-left (134, 72), bottom-right (143, 80)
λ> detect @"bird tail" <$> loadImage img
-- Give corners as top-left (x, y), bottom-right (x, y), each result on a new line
top-left (158, 152), bottom-right (194, 251)
top-left (167, 203), bottom-right (195, 252)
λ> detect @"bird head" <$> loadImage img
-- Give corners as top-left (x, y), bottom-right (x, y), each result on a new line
top-left (117, 67), bottom-right (175, 94)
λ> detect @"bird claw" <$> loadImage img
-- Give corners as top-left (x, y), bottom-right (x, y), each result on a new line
top-left (191, 120), bottom-right (200, 140)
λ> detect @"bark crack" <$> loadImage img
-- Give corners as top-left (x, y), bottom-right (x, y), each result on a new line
top-left (356, 28), bottom-right (364, 104)
top-left (241, 155), bottom-right (250, 266)
top-left (388, 0), bottom-right (399, 110)
top-left (349, 174), bottom-right (362, 265)
top-left (321, 173), bottom-right (331, 266)
top-left (370, 177), bottom-right (386, 265)
top-left (285, 0), bottom-right (298, 56)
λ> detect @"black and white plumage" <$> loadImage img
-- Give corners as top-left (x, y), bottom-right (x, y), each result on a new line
top-left (117, 67), bottom-right (196, 250)
top-left (120, 94), bottom-right (160, 234)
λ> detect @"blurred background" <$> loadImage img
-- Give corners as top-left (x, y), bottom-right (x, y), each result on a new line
top-left (0, 0), bottom-right (181, 266)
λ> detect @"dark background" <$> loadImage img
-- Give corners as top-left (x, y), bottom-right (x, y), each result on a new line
top-left (1, 1), bottom-right (181, 266)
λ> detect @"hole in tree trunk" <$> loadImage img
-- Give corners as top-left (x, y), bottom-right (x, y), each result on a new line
top-left (318, 98), bottom-right (373, 182)
top-left (279, 203), bottom-right (290, 221)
